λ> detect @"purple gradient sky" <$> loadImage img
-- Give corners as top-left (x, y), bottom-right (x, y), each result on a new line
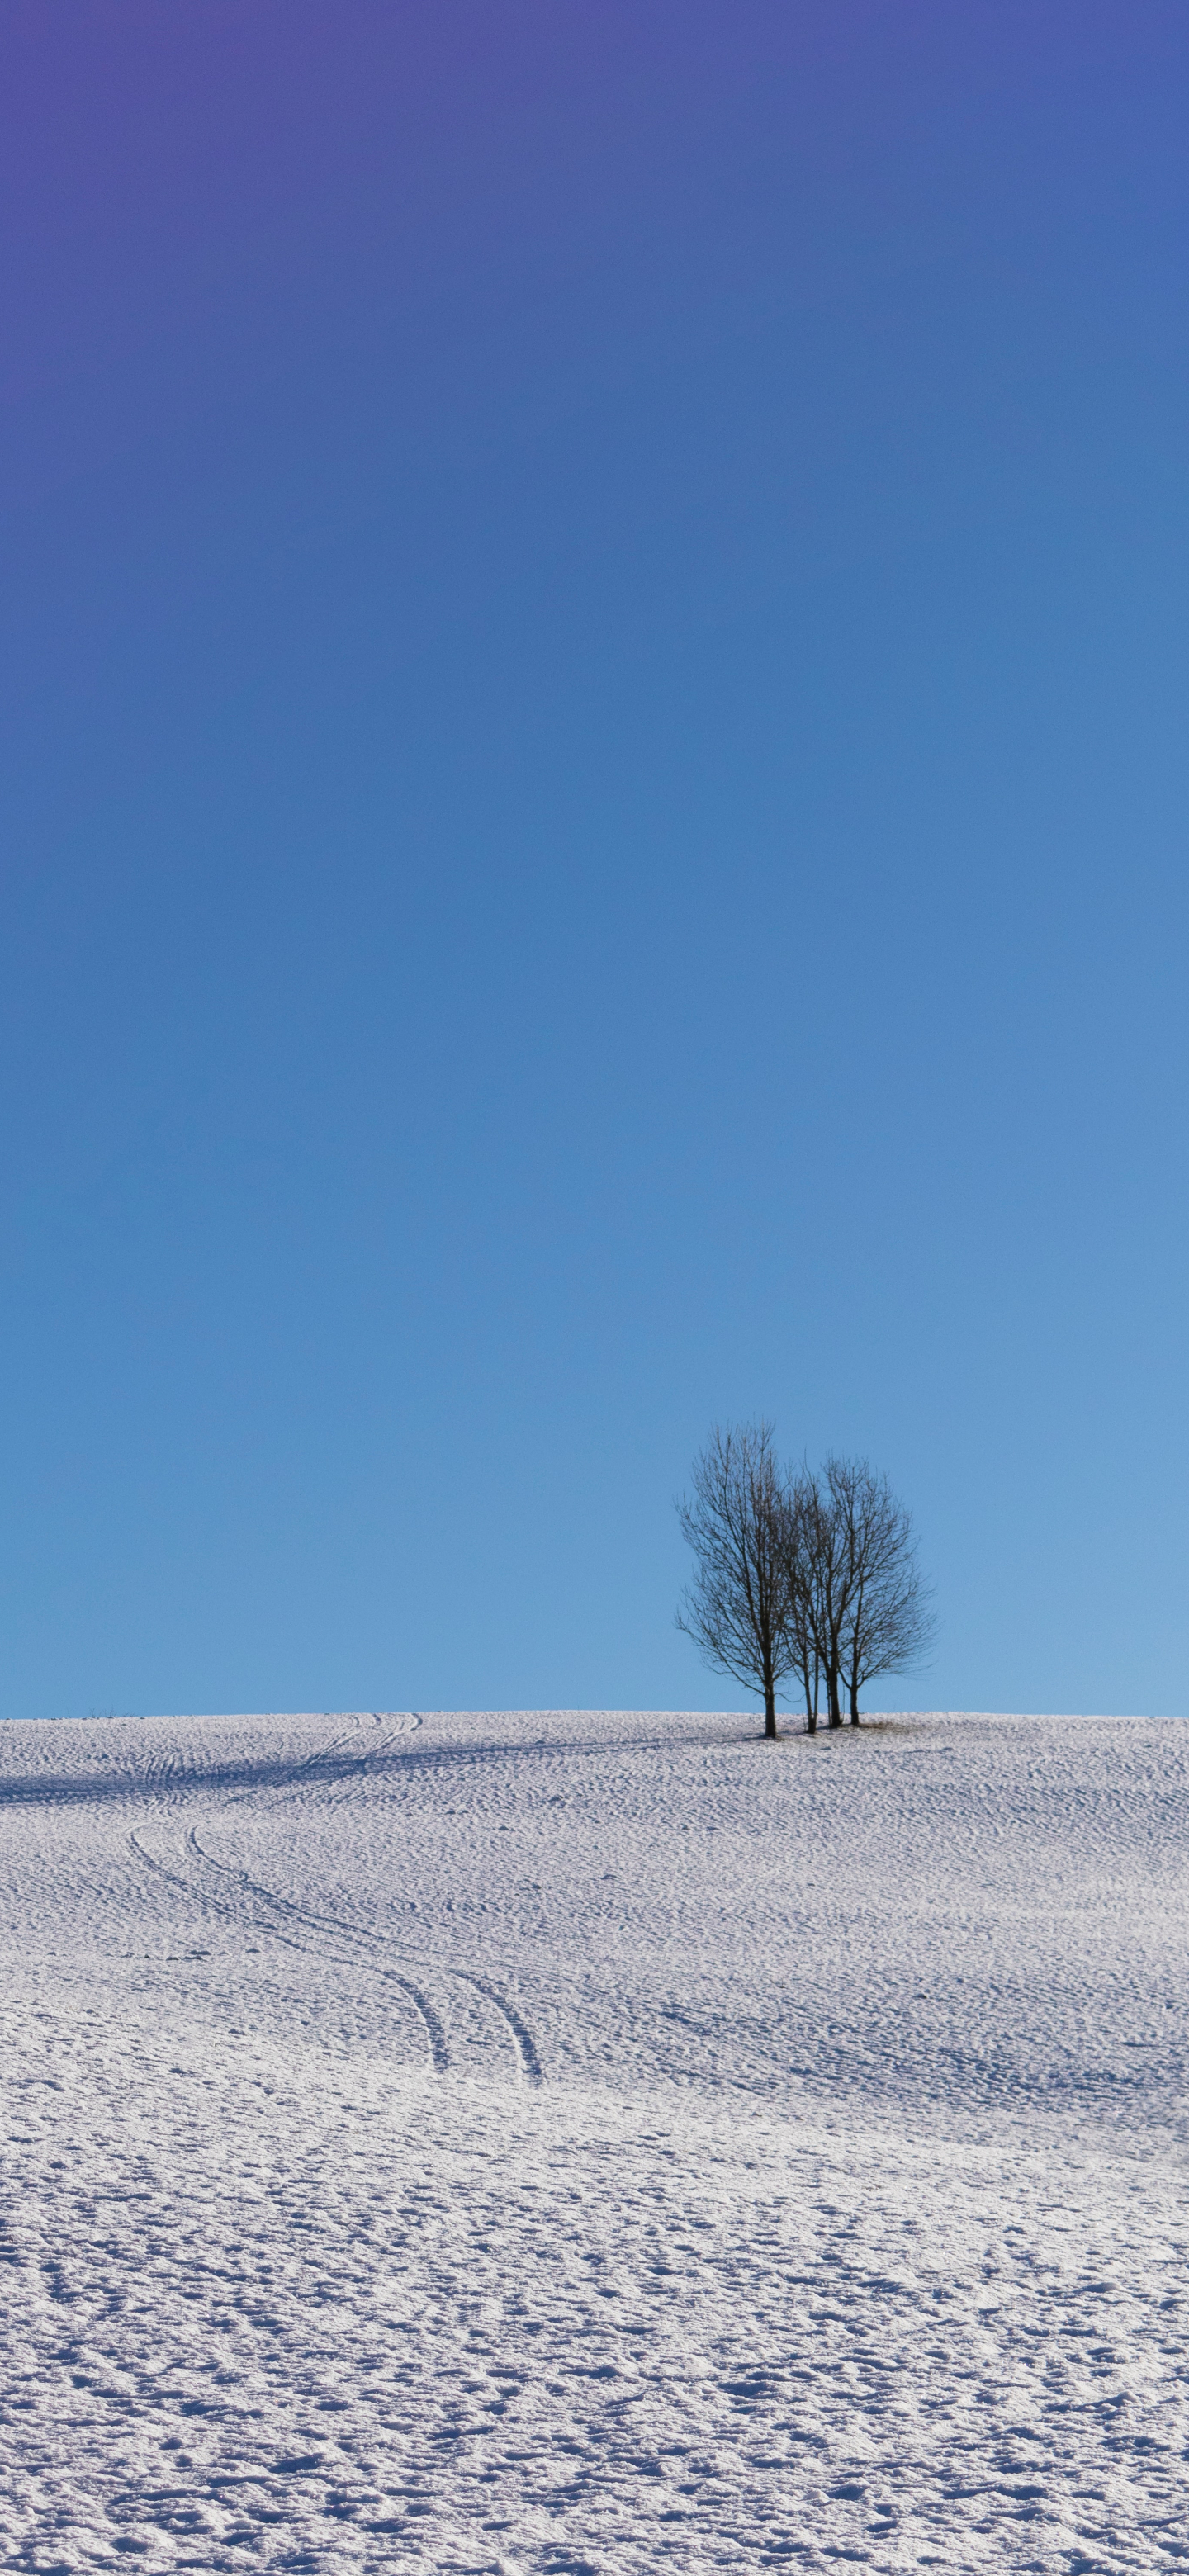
top-left (3, 3), bottom-right (1188, 1717)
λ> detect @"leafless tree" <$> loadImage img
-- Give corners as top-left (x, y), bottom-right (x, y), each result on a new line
top-left (675, 1422), bottom-right (794, 1738)
top-left (773, 1473), bottom-right (824, 1732)
top-left (774, 1456), bottom-right (936, 1727)
top-left (779, 1463), bottom-right (855, 1726)
top-left (827, 1456), bottom-right (936, 1722)
top-left (678, 1431), bottom-right (936, 1739)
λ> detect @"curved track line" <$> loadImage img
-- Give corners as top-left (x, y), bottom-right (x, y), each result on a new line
top-left (188, 1830), bottom-right (390, 1947)
top-left (450, 1972), bottom-right (543, 2085)
top-left (130, 1829), bottom-right (448, 2075)
top-left (188, 1832), bottom-right (544, 2086)
top-left (130, 1712), bottom-right (542, 2088)
top-left (317, 1716), bottom-right (423, 1811)
top-left (130, 1831), bottom-right (309, 1952)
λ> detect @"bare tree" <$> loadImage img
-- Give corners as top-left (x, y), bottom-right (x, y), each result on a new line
top-left (783, 1463), bottom-right (854, 1726)
top-left (773, 1472), bottom-right (824, 1732)
top-left (678, 1431), bottom-right (936, 1740)
top-left (774, 1456), bottom-right (936, 1728)
top-left (827, 1456), bottom-right (936, 1722)
top-left (675, 1422), bottom-right (794, 1738)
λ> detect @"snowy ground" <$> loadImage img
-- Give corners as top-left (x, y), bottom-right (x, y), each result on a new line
top-left (1, 1707), bottom-right (1187, 2574)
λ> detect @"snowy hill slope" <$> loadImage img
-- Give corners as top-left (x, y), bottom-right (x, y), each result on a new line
top-left (1, 1706), bottom-right (1186, 2571)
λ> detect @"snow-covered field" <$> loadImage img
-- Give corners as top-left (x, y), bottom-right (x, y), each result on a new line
top-left (1, 1707), bottom-right (1186, 2574)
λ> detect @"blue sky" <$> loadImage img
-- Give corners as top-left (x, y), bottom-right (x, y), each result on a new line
top-left (2, 2), bottom-right (1187, 1718)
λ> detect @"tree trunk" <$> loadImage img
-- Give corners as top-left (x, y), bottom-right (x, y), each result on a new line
top-left (849, 1669), bottom-right (860, 1723)
top-left (763, 1660), bottom-right (777, 1738)
top-left (827, 1664), bottom-right (842, 1726)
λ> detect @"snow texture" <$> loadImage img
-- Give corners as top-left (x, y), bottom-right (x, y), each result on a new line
top-left (1, 1704), bottom-right (1187, 2573)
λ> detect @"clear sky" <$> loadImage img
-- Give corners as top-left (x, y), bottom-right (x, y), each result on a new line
top-left (2, 2), bottom-right (1187, 1721)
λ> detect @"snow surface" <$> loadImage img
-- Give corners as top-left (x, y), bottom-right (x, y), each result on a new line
top-left (1, 1704), bottom-right (1187, 2574)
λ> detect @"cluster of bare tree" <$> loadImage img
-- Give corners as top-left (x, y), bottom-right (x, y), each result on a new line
top-left (676, 1422), bottom-right (935, 1738)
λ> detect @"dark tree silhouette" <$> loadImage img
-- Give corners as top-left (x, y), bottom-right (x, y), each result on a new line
top-left (675, 1422), bottom-right (793, 1738)
top-left (790, 1464), bottom-right (855, 1726)
top-left (829, 1456), bottom-right (936, 1721)
top-left (773, 1473), bottom-right (823, 1732)
top-left (679, 1431), bottom-right (936, 1738)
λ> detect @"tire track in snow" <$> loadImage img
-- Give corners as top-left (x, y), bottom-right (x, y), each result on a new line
top-left (127, 1712), bottom-right (545, 2087)
top-left (225, 1712), bottom-right (422, 1811)
top-left (130, 1829), bottom-right (450, 2076)
top-left (290, 1712), bottom-right (423, 1812)
top-left (187, 1830), bottom-right (543, 2086)
top-left (448, 1972), bottom-right (543, 2084)
top-left (185, 1827), bottom-right (450, 2073)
